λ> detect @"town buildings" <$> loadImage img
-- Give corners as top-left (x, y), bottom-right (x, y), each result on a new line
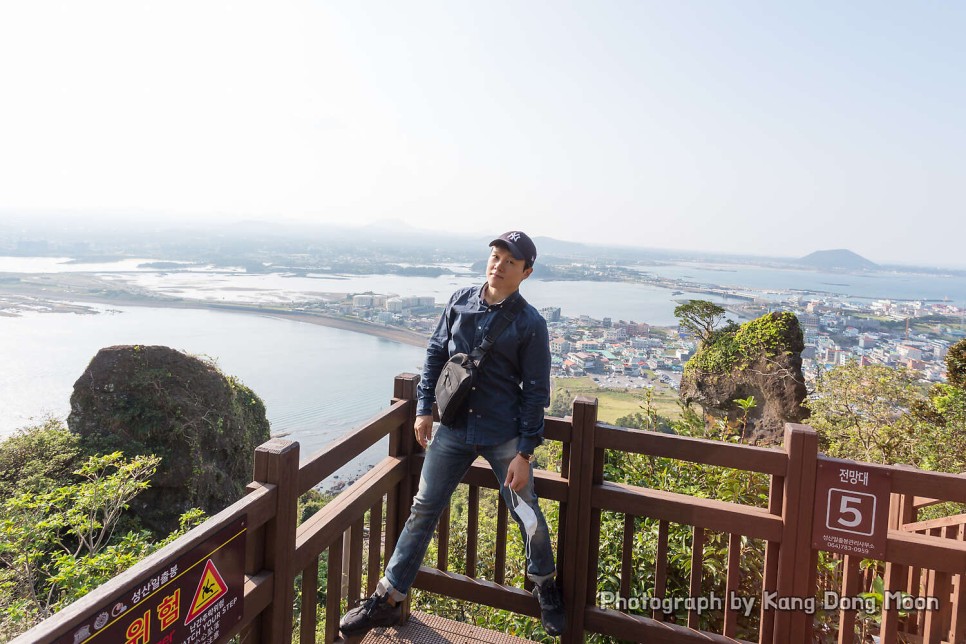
top-left (334, 289), bottom-right (962, 391)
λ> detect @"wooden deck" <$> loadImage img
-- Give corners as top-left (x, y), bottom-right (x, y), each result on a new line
top-left (352, 610), bottom-right (540, 643)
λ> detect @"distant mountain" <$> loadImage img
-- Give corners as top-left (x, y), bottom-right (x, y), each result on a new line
top-left (360, 218), bottom-right (422, 233)
top-left (798, 249), bottom-right (878, 271)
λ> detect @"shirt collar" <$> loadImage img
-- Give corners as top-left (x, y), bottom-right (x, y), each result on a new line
top-left (478, 283), bottom-right (518, 309)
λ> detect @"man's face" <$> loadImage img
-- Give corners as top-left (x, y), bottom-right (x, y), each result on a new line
top-left (486, 244), bottom-right (532, 292)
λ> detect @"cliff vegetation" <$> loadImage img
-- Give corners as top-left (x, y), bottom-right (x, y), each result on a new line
top-left (679, 309), bottom-right (809, 443)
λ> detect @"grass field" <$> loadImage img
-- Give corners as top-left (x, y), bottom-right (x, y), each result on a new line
top-left (551, 376), bottom-right (683, 424)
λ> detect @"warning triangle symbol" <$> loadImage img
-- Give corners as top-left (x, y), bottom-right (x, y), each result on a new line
top-left (185, 559), bottom-right (229, 625)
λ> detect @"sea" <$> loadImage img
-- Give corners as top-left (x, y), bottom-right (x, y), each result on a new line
top-left (634, 262), bottom-right (966, 302)
top-left (2, 256), bottom-right (965, 480)
top-left (0, 304), bottom-right (424, 482)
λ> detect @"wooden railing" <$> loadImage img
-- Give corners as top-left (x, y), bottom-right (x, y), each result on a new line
top-left (14, 373), bottom-right (966, 644)
top-left (885, 490), bottom-right (966, 643)
top-left (815, 485), bottom-right (966, 644)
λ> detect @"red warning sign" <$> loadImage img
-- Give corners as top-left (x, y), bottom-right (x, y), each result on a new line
top-left (185, 559), bottom-right (229, 625)
top-left (47, 517), bottom-right (245, 644)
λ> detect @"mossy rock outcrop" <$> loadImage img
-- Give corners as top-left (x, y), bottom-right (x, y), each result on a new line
top-left (68, 345), bottom-right (271, 535)
top-left (680, 312), bottom-right (808, 444)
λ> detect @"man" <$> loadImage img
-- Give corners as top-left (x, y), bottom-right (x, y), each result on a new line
top-left (340, 231), bottom-right (565, 637)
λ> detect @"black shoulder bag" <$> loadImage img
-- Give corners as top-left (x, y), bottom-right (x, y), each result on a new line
top-left (435, 294), bottom-right (527, 425)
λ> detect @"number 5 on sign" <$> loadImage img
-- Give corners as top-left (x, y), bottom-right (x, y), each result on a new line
top-left (827, 489), bottom-right (876, 536)
top-left (836, 494), bottom-right (864, 527)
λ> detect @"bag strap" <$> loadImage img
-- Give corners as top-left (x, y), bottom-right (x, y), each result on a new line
top-left (470, 293), bottom-right (527, 364)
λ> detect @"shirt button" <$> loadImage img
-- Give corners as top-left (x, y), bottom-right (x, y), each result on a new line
top-left (468, 409), bottom-right (473, 413)
top-left (471, 386), bottom-right (476, 390)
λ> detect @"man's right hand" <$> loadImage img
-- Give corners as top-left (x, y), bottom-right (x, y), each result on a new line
top-left (414, 415), bottom-right (434, 448)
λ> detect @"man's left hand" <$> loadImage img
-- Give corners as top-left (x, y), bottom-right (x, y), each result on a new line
top-left (504, 454), bottom-right (531, 492)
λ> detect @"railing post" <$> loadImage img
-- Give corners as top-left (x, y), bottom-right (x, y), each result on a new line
top-left (759, 474), bottom-right (783, 644)
top-left (241, 479), bottom-right (267, 644)
top-left (561, 395), bottom-right (598, 644)
top-left (389, 372), bottom-right (420, 623)
top-left (773, 423), bottom-right (818, 644)
top-left (888, 491), bottom-right (916, 529)
top-left (252, 438), bottom-right (300, 644)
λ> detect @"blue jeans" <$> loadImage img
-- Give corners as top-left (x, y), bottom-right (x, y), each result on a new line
top-left (381, 424), bottom-right (556, 597)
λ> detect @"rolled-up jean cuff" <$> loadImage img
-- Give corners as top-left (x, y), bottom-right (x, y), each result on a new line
top-left (377, 577), bottom-right (407, 602)
top-left (527, 569), bottom-right (556, 586)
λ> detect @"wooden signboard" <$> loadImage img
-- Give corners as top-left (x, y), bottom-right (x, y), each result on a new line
top-left (57, 517), bottom-right (246, 644)
top-left (812, 458), bottom-right (891, 558)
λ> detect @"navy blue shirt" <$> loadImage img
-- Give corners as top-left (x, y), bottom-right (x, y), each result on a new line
top-left (416, 284), bottom-right (551, 455)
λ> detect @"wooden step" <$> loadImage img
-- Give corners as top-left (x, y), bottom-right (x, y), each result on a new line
top-left (354, 610), bottom-right (540, 643)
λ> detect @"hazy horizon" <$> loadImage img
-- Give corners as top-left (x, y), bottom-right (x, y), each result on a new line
top-left (1, 2), bottom-right (964, 267)
top-left (3, 210), bottom-right (966, 271)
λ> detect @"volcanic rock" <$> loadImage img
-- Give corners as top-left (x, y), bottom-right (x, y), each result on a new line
top-left (68, 345), bottom-right (271, 535)
top-left (679, 312), bottom-right (809, 444)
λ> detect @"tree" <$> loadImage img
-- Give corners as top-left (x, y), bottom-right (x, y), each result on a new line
top-left (0, 420), bottom-right (80, 501)
top-left (673, 300), bottom-right (727, 346)
top-left (809, 360), bottom-right (966, 478)
top-left (615, 387), bottom-right (659, 432)
top-left (946, 338), bottom-right (966, 389)
top-left (0, 449), bottom-right (203, 639)
top-left (734, 395), bottom-right (757, 438)
top-left (808, 361), bottom-right (924, 465)
top-left (911, 383), bottom-right (966, 473)
top-left (547, 388), bottom-right (572, 417)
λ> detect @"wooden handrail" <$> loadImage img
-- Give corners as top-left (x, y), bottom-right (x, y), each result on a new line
top-left (409, 453), bottom-right (571, 501)
top-left (543, 415), bottom-right (573, 442)
top-left (902, 513), bottom-right (966, 532)
top-left (583, 606), bottom-right (754, 644)
top-left (592, 481), bottom-right (783, 542)
top-left (415, 568), bottom-right (542, 617)
top-left (884, 529), bottom-right (966, 573)
top-left (912, 469), bottom-right (966, 509)
top-left (595, 423), bottom-right (788, 476)
top-left (889, 467), bottom-right (966, 502)
top-left (296, 400), bottom-right (411, 495)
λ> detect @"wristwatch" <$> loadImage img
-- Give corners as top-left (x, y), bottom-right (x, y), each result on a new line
top-left (517, 451), bottom-right (533, 462)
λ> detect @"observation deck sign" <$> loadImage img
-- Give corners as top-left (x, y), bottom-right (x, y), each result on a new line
top-left (811, 458), bottom-right (890, 559)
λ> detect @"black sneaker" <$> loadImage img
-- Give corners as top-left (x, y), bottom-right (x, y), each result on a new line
top-left (339, 592), bottom-right (402, 637)
top-left (533, 579), bottom-right (566, 636)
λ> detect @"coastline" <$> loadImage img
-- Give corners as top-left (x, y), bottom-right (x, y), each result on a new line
top-left (0, 277), bottom-right (431, 348)
top-left (256, 310), bottom-right (428, 348)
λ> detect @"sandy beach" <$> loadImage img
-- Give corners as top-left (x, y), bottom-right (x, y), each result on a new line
top-left (255, 310), bottom-right (428, 347)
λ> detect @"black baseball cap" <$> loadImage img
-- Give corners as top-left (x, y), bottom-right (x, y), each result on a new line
top-left (490, 231), bottom-right (537, 267)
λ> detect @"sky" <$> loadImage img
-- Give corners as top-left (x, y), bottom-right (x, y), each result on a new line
top-left (1, 1), bottom-right (964, 266)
